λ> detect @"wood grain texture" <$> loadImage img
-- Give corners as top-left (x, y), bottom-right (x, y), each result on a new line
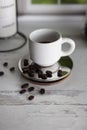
top-left (0, 16), bottom-right (87, 130)
top-left (0, 105), bottom-right (87, 130)
top-left (0, 89), bottom-right (87, 105)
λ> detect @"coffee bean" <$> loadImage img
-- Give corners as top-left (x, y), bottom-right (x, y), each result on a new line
top-left (21, 83), bottom-right (29, 89)
top-left (10, 67), bottom-right (15, 72)
top-left (35, 69), bottom-right (40, 73)
top-left (32, 64), bottom-right (41, 73)
top-left (38, 73), bottom-right (42, 78)
top-left (57, 69), bottom-right (62, 77)
top-left (28, 95), bottom-right (34, 100)
top-left (29, 65), bottom-right (35, 71)
top-left (38, 70), bottom-right (43, 78)
top-left (0, 71), bottom-right (4, 76)
top-left (46, 71), bottom-right (52, 78)
top-left (28, 71), bottom-right (34, 77)
top-left (24, 59), bottom-right (28, 66)
top-left (38, 70), bottom-right (43, 74)
top-left (19, 89), bottom-right (26, 94)
top-left (3, 62), bottom-right (8, 67)
top-left (46, 71), bottom-right (52, 75)
top-left (28, 69), bottom-right (35, 74)
top-left (41, 74), bottom-right (47, 80)
top-left (22, 67), bottom-right (28, 74)
top-left (28, 87), bottom-right (35, 92)
top-left (39, 88), bottom-right (45, 94)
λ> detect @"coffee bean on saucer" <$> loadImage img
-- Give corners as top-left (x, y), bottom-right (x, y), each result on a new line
top-left (21, 83), bottom-right (29, 89)
top-left (33, 64), bottom-right (41, 73)
top-left (41, 74), bottom-right (47, 80)
top-left (28, 95), bottom-right (34, 100)
top-left (0, 71), bottom-right (4, 76)
top-left (38, 73), bottom-right (42, 78)
top-left (22, 67), bottom-right (28, 74)
top-left (3, 62), bottom-right (8, 67)
top-left (29, 64), bottom-right (35, 71)
top-left (10, 67), bottom-right (15, 72)
top-left (38, 70), bottom-right (43, 78)
top-left (19, 89), bottom-right (26, 94)
top-left (57, 69), bottom-right (62, 77)
top-left (29, 69), bottom-right (35, 74)
top-left (46, 70), bottom-right (52, 75)
top-left (39, 88), bottom-right (45, 95)
top-left (38, 70), bottom-right (43, 74)
top-left (28, 71), bottom-right (34, 77)
top-left (46, 71), bottom-right (52, 78)
top-left (35, 68), bottom-right (40, 73)
top-left (28, 68), bottom-right (35, 74)
top-left (24, 59), bottom-right (28, 66)
top-left (28, 87), bottom-right (35, 92)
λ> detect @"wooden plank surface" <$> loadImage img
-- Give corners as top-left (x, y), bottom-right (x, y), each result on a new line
top-left (0, 16), bottom-right (87, 130)
top-left (0, 105), bottom-right (87, 130)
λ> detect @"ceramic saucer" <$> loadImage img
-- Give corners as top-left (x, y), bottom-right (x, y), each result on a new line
top-left (18, 55), bottom-right (73, 83)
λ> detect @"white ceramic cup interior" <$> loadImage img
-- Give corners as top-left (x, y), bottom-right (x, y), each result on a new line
top-left (29, 29), bottom-right (75, 67)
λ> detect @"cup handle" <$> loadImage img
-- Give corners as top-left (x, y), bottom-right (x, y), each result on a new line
top-left (61, 38), bottom-right (75, 56)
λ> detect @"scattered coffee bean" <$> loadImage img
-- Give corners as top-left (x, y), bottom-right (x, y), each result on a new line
top-left (46, 71), bottom-right (52, 78)
top-left (39, 88), bottom-right (45, 95)
top-left (10, 67), bottom-right (15, 72)
top-left (28, 87), bottom-right (35, 92)
top-left (28, 95), bottom-right (34, 100)
top-left (3, 62), bottom-right (8, 67)
top-left (57, 69), bottom-right (62, 77)
top-left (41, 74), bottom-right (47, 80)
top-left (24, 59), bottom-right (28, 66)
top-left (19, 89), bottom-right (26, 94)
top-left (21, 83), bottom-right (29, 89)
top-left (0, 71), bottom-right (4, 76)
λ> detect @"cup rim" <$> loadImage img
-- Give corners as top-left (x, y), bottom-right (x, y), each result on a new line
top-left (29, 28), bottom-right (62, 44)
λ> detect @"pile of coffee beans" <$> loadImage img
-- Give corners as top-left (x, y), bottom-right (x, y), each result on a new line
top-left (19, 83), bottom-right (45, 101)
top-left (22, 59), bottom-right (63, 80)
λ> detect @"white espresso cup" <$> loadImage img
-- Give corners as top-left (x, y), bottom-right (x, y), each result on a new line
top-left (29, 29), bottom-right (75, 67)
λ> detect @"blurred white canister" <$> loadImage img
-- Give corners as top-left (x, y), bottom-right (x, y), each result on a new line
top-left (0, 0), bottom-right (17, 38)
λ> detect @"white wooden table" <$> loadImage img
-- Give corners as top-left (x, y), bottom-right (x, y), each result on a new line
top-left (0, 15), bottom-right (87, 130)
